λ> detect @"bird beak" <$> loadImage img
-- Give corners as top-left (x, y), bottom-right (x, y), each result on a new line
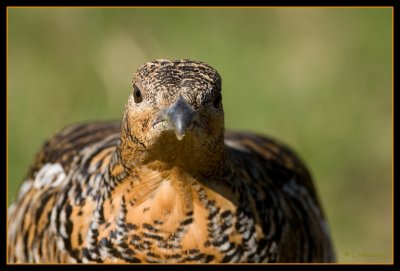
top-left (152, 96), bottom-right (198, 141)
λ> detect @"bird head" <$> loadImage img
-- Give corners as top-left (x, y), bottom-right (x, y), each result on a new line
top-left (120, 59), bottom-right (225, 173)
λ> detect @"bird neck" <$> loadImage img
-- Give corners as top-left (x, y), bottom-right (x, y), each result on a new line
top-left (100, 140), bottom-right (235, 227)
top-left (117, 127), bottom-right (228, 179)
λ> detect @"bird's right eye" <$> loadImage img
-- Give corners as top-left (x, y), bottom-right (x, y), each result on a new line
top-left (133, 85), bottom-right (143, 103)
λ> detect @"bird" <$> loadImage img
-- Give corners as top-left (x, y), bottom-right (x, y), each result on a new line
top-left (7, 59), bottom-right (335, 263)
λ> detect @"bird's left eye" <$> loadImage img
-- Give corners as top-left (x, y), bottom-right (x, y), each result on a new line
top-left (213, 93), bottom-right (222, 108)
top-left (133, 85), bottom-right (143, 103)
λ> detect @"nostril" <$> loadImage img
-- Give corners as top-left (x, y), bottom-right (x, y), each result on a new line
top-left (152, 109), bottom-right (168, 127)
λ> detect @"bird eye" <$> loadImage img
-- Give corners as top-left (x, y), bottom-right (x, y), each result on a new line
top-left (133, 85), bottom-right (143, 103)
top-left (213, 93), bottom-right (222, 108)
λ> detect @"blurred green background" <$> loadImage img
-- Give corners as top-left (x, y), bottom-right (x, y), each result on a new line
top-left (7, 8), bottom-right (392, 263)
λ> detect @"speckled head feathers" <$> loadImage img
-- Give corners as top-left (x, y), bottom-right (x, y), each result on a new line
top-left (121, 59), bottom-right (226, 172)
top-left (132, 59), bottom-right (222, 110)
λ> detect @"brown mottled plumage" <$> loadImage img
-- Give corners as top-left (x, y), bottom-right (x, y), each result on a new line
top-left (8, 59), bottom-right (335, 263)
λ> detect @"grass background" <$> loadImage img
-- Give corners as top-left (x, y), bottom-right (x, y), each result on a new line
top-left (7, 7), bottom-right (392, 263)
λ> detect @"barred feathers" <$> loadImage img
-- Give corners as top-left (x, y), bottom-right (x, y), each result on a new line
top-left (8, 59), bottom-right (335, 263)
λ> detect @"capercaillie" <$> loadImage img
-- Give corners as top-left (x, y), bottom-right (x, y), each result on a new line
top-left (8, 59), bottom-right (335, 263)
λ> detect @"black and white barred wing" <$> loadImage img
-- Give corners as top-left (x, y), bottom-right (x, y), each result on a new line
top-left (224, 131), bottom-right (336, 262)
top-left (7, 122), bottom-right (121, 263)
